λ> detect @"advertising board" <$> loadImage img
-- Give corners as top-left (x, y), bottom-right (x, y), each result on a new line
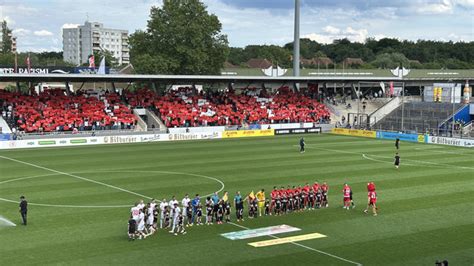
top-left (427, 136), bottom-right (474, 147)
top-left (331, 128), bottom-right (376, 138)
top-left (274, 127), bottom-right (322, 135)
top-left (222, 129), bottom-right (274, 139)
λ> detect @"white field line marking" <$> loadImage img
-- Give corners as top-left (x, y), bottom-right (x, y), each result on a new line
top-left (0, 197), bottom-right (132, 208)
top-left (0, 216), bottom-right (16, 226)
top-left (0, 155), bottom-right (152, 200)
top-left (414, 147), bottom-right (474, 156)
top-left (91, 170), bottom-right (226, 198)
top-left (364, 153), bottom-right (474, 170)
top-left (296, 145), bottom-right (474, 171)
top-left (1, 156), bottom-right (359, 264)
top-left (0, 169), bottom-right (225, 208)
top-left (361, 154), bottom-right (417, 167)
top-left (228, 222), bottom-right (362, 266)
top-left (0, 173), bottom-right (58, 185)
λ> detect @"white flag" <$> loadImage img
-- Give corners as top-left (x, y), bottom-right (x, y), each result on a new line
top-left (98, 57), bottom-right (106, 74)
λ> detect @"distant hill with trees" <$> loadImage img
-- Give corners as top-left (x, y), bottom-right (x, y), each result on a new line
top-left (228, 38), bottom-right (474, 69)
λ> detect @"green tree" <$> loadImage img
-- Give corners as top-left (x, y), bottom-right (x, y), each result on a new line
top-left (371, 52), bottom-right (410, 69)
top-left (93, 49), bottom-right (119, 68)
top-left (1, 20), bottom-right (13, 54)
top-left (129, 0), bottom-right (229, 74)
top-left (227, 47), bottom-right (246, 66)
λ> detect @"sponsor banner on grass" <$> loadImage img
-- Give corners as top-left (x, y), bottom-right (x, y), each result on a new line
top-left (248, 233), bottom-right (327, 247)
top-left (274, 127), bottom-right (322, 135)
top-left (221, 224), bottom-right (300, 240)
top-left (427, 136), bottom-right (474, 147)
top-left (376, 131), bottom-right (424, 143)
top-left (331, 128), bottom-right (376, 138)
top-left (222, 129), bottom-right (275, 139)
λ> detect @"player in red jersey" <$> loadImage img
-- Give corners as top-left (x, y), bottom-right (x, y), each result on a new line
top-left (303, 183), bottom-right (310, 209)
top-left (270, 186), bottom-right (279, 215)
top-left (286, 185), bottom-right (292, 197)
top-left (342, 184), bottom-right (352, 210)
top-left (367, 182), bottom-right (375, 192)
top-left (312, 182), bottom-right (319, 193)
top-left (321, 182), bottom-right (329, 207)
top-left (364, 190), bottom-right (378, 216)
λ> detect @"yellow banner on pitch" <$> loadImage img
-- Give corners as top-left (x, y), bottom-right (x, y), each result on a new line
top-left (331, 128), bottom-right (376, 138)
top-left (248, 233), bottom-right (327, 247)
top-left (222, 129), bottom-right (275, 139)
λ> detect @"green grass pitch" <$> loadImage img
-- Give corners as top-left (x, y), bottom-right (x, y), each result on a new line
top-left (0, 134), bottom-right (473, 265)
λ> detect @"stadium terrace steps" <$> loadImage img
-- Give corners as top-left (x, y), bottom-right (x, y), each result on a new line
top-left (330, 98), bottom-right (390, 125)
top-left (374, 102), bottom-right (464, 133)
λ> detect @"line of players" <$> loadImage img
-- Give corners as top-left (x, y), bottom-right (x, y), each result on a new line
top-left (127, 181), bottom-right (378, 240)
top-left (264, 182), bottom-right (330, 217)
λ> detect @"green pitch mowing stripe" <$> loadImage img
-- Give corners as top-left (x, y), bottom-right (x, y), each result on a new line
top-left (0, 134), bottom-right (473, 265)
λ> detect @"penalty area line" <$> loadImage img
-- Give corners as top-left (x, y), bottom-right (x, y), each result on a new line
top-left (228, 222), bottom-right (362, 266)
top-left (0, 155), bottom-right (152, 200)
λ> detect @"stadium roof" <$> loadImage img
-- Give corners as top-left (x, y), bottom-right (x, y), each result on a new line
top-left (0, 69), bottom-right (472, 84)
top-left (221, 68), bottom-right (474, 80)
top-left (0, 73), bottom-right (402, 83)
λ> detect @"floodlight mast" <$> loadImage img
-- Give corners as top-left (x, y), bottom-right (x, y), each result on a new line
top-left (293, 0), bottom-right (300, 77)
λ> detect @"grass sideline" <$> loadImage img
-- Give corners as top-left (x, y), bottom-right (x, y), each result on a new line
top-left (0, 134), bottom-right (473, 265)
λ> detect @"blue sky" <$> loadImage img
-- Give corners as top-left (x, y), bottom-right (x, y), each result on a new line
top-left (2, 0), bottom-right (473, 52)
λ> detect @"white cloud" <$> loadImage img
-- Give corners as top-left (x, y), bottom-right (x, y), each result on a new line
top-left (61, 23), bottom-right (80, 29)
top-left (302, 33), bottom-right (334, 44)
top-left (0, 16), bottom-right (15, 26)
top-left (373, 34), bottom-right (390, 40)
top-left (303, 26), bottom-right (369, 44)
top-left (343, 27), bottom-right (368, 42)
top-left (416, 0), bottom-right (454, 14)
top-left (34, 30), bottom-right (54, 37)
top-left (12, 28), bottom-right (31, 36)
top-left (453, 0), bottom-right (474, 7)
top-left (323, 25), bottom-right (341, 34)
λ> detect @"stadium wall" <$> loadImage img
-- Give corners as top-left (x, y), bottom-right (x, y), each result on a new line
top-left (331, 128), bottom-right (376, 138)
top-left (427, 136), bottom-right (474, 147)
top-left (0, 132), bottom-right (222, 150)
top-left (331, 127), bottom-right (474, 148)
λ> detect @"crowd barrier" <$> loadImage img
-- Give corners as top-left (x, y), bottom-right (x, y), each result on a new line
top-left (331, 128), bottom-right (376, 138)
top-left (0, 132), bottom-right (222, 150)
top-left (222, 129), bottom-right (274, 139)
top-left (274, 127), bottom-right (322, 135)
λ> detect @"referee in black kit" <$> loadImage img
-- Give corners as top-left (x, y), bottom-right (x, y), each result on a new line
top-left (19, 196), bottom-right (28, 225)
top-left (299, 137), bottom-right (305, 153)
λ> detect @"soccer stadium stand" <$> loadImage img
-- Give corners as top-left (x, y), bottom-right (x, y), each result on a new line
top-left (374, 101), bottom-right (464, 133)
top-left (124, 87), bottom-right (330, 128)
top-left (1, 86), bottom-right (330, 134)
top-left (0, 89), bottom-right (136, 133)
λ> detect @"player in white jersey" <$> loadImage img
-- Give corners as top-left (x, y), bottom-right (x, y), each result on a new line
top-left (146, 203), bottom-right (154, 226)
top-left (148, 199), bottom-right (157, 228)
top-left (181, 194), bottom-right (191, 225)
top-left (131, 202), bottom-right (140, 222)
top-left (159, 198), bottom-right (169, 229)
top-left (181, 194), bottom-right (191, 214)
top-left (137, 199), bottom-right (145, 210)
top-left (145, 204), bottom-right (156, 236)
top-left (169, 203), bottom-right (181, 233)
top-left (136, 209), bottom-right (147, 239)
top-left (169, 196), bottom-right (178, 210)
top-left (149, 199), bottom-right (157, 212)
